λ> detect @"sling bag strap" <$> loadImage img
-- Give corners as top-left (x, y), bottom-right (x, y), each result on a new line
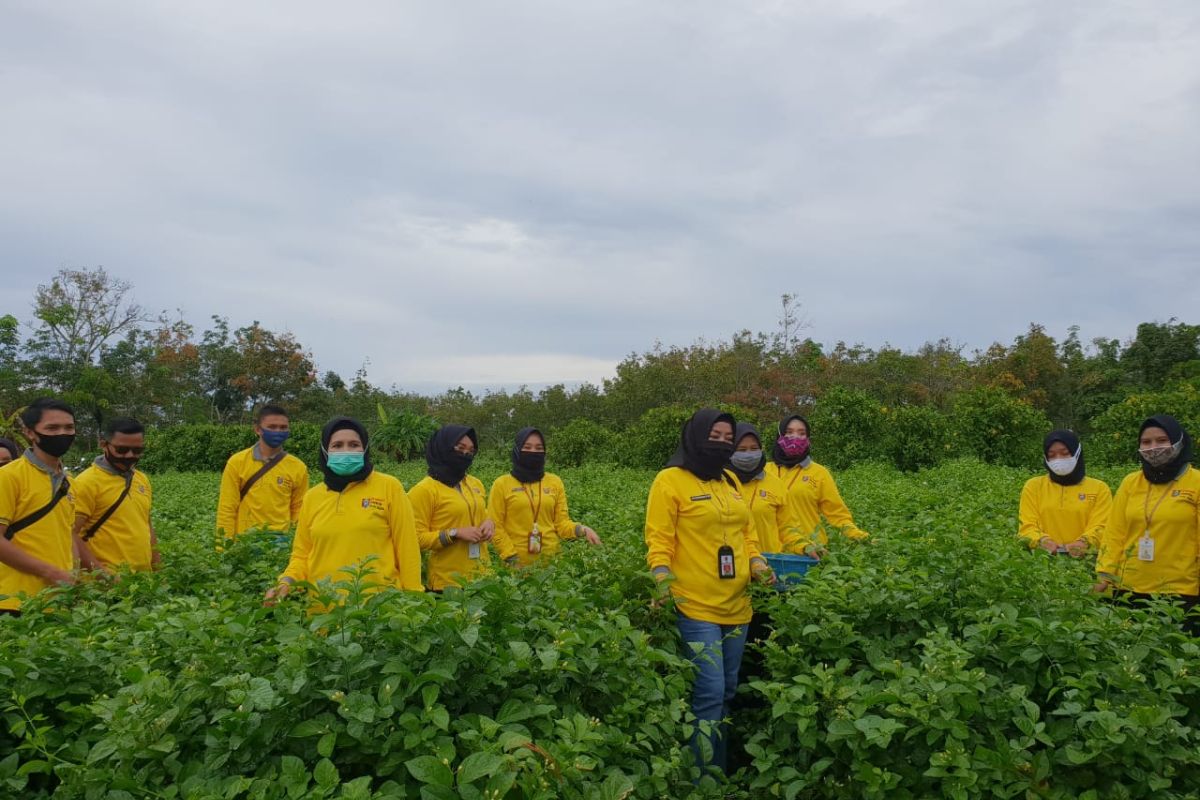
top-left (239, 451), bottom-right (285, 500)
top-left (5, 477), bottom-right (71, 541)
top-left (82, 472), bottom-right (134, 541)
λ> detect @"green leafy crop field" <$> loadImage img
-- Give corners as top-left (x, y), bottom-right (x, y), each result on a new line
top-left (2, 459), bottom-right (1198, 799)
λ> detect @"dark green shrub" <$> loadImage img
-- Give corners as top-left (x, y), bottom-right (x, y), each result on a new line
top-left (882, 404), bottom-right (952, 471)
top-left (551, 418), bottom-right (618, 466)
top-left (809, 386), bottom-right (886, 470)
top-left (950, 387), bottom-right (1049, 468)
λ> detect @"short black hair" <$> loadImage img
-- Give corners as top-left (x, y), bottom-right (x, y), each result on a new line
top-left (256, 404), bottom-right (290, 424)
top-left (103, 416), bottom-right (144, 439)
top-left (20, 397), bottom-right (75, 429)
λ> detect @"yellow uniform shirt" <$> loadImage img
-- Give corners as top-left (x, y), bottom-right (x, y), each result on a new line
top-left (645, 467), bottom-right (765, 625)
top-left (216, 446), bottom-right (308, 537)
top-left (489, 473), bottom-right (578, 566)
top-left (739, 471), bottom-right (805, 554)
top-left (1018, 475), bottom-right (1112, 548)
top-left (73, 460), bottom-right (154, 572)
top-left (280, 471), bottom-right (423, 595)
top-left (1097, 467), bottom-right (1200, 595)
top-left (0, 453), bottom-right (75, 611)
top-left (409, 475), bottom-right (493, 591)
top-left (767, 461), bottom-right (868, 545)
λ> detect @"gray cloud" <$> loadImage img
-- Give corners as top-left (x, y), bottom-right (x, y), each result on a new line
top-left (2, 0), bottom-right (1198, 393)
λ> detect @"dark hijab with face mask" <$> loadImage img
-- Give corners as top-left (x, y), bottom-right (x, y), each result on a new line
top-left (319, 416), bottom-right (374, 491)
top-left (1043, 430), bottom-right (1086, 486)
top-left (666, 408), bottom-right (737, 481)
top-left (426, 425), bottom-right (477, 487)
top-left (729, 422), bottom-right (767, 484)
top-left (511, 427), bottom-right (546, 483)
top-left (1139, 414), bottom-right (1193, 485)
top-left (772, 414), bottom-right (811, 467)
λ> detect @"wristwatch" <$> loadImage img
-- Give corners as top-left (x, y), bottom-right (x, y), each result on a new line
top-left (447, 528), bottom-right (458, 541)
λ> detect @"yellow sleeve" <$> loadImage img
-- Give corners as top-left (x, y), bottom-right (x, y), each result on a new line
top-left (1083, 483), bottom-right (1112, 548)
top-left (551, 476), bottom-right (577, 540)
top-left (281, 496), bottom-right (312, 583)
top-left (291, 462), bottom-right (309, 522)
top-left (644, 472), bottom-right (677, 571)
top-left (73, 472), bottom-right (98, 521)
top-left (390, 481), bottom-right (424, 591)
top-left (409, 481), bottom-right (445, 552)
top-left (489, 478), bottom-right (516, 561)
top-left (216, 456), bottom-right (241, 536)
top-left (0, 466), bottom-right (19, 527)
top-left (818, 470), bottom-right (868, 539)
top-left (743, 509), bottom-right (765, 566)
top-left (1096, 478), bottom-right (1130, 579)
top-left (1017, 480), bottom-right (1044, 547)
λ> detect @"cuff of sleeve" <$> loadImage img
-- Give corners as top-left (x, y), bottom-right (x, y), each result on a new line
top-left (750, 557), bottom-right (768, 568)
top-left (651, 565), bottom-right (671, 576)
top-left (438, 531), bottom-right (450, 548)
top-left (573, 523), bottom-right (583, 538)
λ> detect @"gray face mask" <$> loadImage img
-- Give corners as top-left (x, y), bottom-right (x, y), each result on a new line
top-left (730, 450), bottom-right (764, 472)
top-left (1140, 440), bottom-right (1182, 468)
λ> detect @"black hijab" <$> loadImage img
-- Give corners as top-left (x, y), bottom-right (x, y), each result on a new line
top-left (1139, 414), bottom-right (1193, 485)
top-left (510, 427), bottom-right (546, 483)
top-left (772, 414), bottom-right (811, 467)
top-left (0, 438), bottom-right (19, 463)
top-left (319, 416), bottom-right (374, 491)
top-left (1043, 430), bottom-right (1086, 486)
top-left (666, 408), bottom-right (737, 481)
top-left (729, 422), bottom-right (767, 484)
top-left (426, 424), bottom-right (477, 487)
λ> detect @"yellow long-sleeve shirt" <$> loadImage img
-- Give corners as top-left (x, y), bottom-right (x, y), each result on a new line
top-left (767, 461), bottom-right (868, 545)
top-left (739, 471), bottom-right (805, 554)
top-left (409, 475), bottom-right (493, 591)
top-left (280, 471), bottom-right (423, 595)
top-left (73, 461), bottom-right (154, 572)
top-left (1097, 466), bottom-right (1200, 595)
top-left (216, 446), bottom-right (308, 537)
top-left (1018, 475), bottom-right (1112, 548)
top-left (0, 453), bottom-right (75, 611)
top-left (645, 467), bottom-right (765, 625)
top-left (489, 473), bottom-right (579, 566)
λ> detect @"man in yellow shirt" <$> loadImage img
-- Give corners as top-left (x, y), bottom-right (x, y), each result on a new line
top-left (73, 417), bottom-right (159, 573)
top-left (216, 404), bottom-right (308, 539)
top-left (0, 398), bottom-right (78, 614)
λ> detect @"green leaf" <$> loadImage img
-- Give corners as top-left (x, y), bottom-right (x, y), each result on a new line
top-left (406, 755), bottom-right (453, 787)
top-left (458, 752), bottom-right (505, 784)
top-left (314, 758), bottom-right (339, 789)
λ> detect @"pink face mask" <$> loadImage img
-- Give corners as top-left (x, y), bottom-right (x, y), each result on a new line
top-left (777, 435), bottom-right (809, 458)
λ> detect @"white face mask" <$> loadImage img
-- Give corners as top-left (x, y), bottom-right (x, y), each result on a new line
top-left (1046, 444), bottom-right (1081, 477)
top-left (1139, 440), bottom-right (1182, 468)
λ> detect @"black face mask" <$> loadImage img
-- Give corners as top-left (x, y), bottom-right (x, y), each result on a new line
top-left (105, 448), bottom-right (139, 472)
top-left (697, 441), bottom-right (735, 474)
top-left (516, 451), bottom-right (546, 471)
top-left (35, 432), bottom-right (75, 458)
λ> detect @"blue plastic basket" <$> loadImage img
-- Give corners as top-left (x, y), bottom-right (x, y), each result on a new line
top-left (762, 552), bottom-right (819, 590)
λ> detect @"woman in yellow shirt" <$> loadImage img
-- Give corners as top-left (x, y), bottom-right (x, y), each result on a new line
top-left (409, 425), bottom-right (494, 591)
top-left (1018, 430), bottom-right (1112, 557)
top-left (645, 408), bottom-right (772, 774)
top-left (729, 423), bottom-right (808, 556)
top-left (1095, 415), bottom-right (1200, 632)
top-left (490, 428), bottom-right (600, 567)
top-left (265, 417), bottom-right (422, 605)
top-left (766, 414), bottom-right (868, 548)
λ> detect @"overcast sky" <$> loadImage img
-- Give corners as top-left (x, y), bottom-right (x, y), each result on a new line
top-left (2, 1), bottom-right (1198, 394)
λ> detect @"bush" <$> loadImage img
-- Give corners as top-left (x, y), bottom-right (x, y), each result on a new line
top-left (950, 387), bottom-right (1049, 468)
top-left (371, 407), bottom-right (439, 461)
top-left (551, 418), bottom-right (618, 467)
top-left (1087, 378), bottom-right (1200, 466)
top-left (617, 406), bottom-right (693, 469)
top-left (882, 404), bottom-right (952, 471)
top-left (809, 386), bottom-right (886, 470)
top-left (140, 423), bottom-right (323, 472)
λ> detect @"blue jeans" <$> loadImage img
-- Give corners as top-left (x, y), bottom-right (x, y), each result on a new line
top-left (676, 612), bottom-right (748, 774)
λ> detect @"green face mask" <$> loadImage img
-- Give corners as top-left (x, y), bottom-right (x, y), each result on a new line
top-left (326, 451), bottom-right (365, 476)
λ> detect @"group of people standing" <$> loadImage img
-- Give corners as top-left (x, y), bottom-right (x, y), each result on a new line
top-left (1, 397), bottom-right (1196, 778)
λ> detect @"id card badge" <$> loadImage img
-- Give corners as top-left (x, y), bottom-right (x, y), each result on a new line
top-left (1138, 534), bottom-right (1155, 562)
top-left (717, 544), bottom-right (736, 580)
top-left (468, 542), bottom-right (481, 560)
top-left (528, 524), bottom-right (542, 554)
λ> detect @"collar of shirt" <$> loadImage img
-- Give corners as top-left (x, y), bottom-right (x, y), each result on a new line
top-left (24, 448), bottom-right (67, 491)
top-left (93, 455), bottom-right (130, 478)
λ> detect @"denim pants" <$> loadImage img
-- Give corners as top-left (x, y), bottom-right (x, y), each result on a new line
top-left (676, 612), bottom-right (748, 773)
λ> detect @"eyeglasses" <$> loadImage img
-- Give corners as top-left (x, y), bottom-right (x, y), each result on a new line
top-left (108, 445), bottom-right (145, 456)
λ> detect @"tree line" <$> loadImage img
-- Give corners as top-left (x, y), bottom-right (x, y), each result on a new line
top-left (2, 267), bottom-right (1198, 470)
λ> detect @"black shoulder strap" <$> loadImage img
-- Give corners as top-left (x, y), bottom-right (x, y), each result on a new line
top-left (82, 473), bottom-right (134, 541)
top-left (239, 452), bottom-right (285, 500)
top-left (5, 477), bottom-right (71, 541)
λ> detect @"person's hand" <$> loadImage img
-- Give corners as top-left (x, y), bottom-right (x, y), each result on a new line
top-left (752, 561), bottom-right (776, 585)
top-left (43, 566), bottom-right (76, 586)
top-left (454, 527), bottom-right (484, 543)
top-left (1065, 539), bottom-right (1088, 558)
top-left (1092, 578), bottom-right (1113, 594)
top-left (580, 526), bottom-right (602, 545)
top-left (803, 543), bottom-right (827, 560)
top-left (650, 570), bottom-right (674, 609)
top-left (480, 520), bottom-right (496, 541)
top-left (1038, 536), bottom-right (1059, 553)
top-left (263, 581), bottom-right (292, 606)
